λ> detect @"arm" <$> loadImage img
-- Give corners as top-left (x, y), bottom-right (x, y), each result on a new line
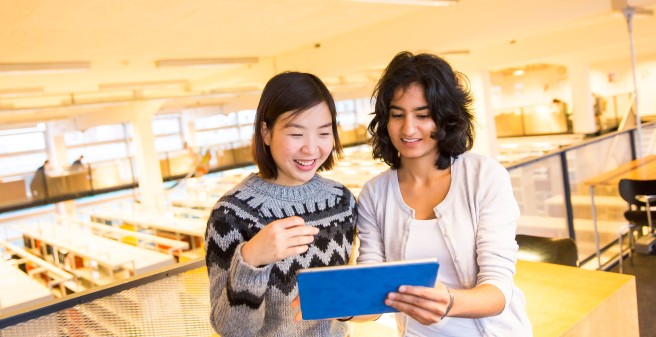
top-left (355, 182), bottom-right (385, 264)
top-left (205, 205), bottom-right (271, 337)
top-left (206, 204), bottom-right (319, 336)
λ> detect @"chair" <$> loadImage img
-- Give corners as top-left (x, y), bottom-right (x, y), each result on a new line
top-left (515, 234), bottom-right (578, 267)
top-left (617, 179), bottom-right (656, 272)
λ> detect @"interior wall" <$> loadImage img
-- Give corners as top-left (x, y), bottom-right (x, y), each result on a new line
top-left (590, 54), bottom-right (656, 116)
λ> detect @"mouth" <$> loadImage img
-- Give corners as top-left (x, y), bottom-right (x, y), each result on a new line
top-left (402, 138), bottom-right (421, 143)
top-left (294, 159), bottom-right (316, 167)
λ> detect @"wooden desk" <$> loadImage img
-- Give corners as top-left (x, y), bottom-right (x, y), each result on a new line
top-left (516, 260), bottom-right (638, 337)
top-left (350, 261), bottom-right (639, 337)
top-left (583, 154), bottom-right (656, 267)
top-left (0, 263), bottom-right (53, 315)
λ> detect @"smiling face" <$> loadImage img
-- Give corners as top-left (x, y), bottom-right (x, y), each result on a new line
top-left (387, 82), bottom-right (439, 164)
top-left (262, 102), bottom-right (334, 186)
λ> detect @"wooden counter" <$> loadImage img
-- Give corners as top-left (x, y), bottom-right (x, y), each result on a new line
top-left (351, 260), bottom-right (639, 337)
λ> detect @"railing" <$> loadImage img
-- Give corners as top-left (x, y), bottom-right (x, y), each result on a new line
top-left (0, 130), bottom-right (369, 214)
top-left (0, 258), bottom-right (213, 336)
top-left (507, 120), bottom-right (656, 268)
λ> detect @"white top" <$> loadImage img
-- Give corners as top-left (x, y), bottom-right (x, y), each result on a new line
top-left (405, 218), bottom-right (481, 337)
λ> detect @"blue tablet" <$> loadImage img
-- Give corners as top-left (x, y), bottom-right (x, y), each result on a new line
top-left (296, 258), bottom-right (439, 320)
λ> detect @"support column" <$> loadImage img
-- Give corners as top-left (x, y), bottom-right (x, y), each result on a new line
top-left (45, 121), bottom-right (76, 216)
top-left (467, 69), bottom-right (497, 158)
top-left (180, 110), bottom-right (197, 148)
top-left (130, 100), bottom-right (166, 209)
top-left (44, 122), bottom-right (68, 170)
top-left (568, 63), bottom-right (597, 134)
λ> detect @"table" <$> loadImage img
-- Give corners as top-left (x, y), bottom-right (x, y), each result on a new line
top-left (583, 154), bottom-right (656, 267)
top-left (90, 209), bottom-right (207, 247)
top-left (350, 260), bottom-right (639, 337)
top-left (14, 223), bottom-right (175, 285)
top-left (0, 263), bottom-right (53, 315)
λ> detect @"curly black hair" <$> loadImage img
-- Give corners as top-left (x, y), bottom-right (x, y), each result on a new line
top-left (368, 51), bottom-right (475, 170)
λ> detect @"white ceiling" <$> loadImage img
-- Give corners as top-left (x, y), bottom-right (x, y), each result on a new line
top-left (1, 0), bottom-right (655, 126)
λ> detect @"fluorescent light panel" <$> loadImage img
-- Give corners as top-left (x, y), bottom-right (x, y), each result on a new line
top-left (341, 0), bottom-right (457, 6)
top-left (100, 79), bottom-right (189, 91)
top-left (0, 62), bottom-right (90, 74)
top-left (156, 57), bottom-right (259, 68)
top-left (0, 87), bottom-right (43, 97)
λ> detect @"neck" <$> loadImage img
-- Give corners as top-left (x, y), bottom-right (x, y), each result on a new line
top-left (398, 155), bottom-right (447, 183)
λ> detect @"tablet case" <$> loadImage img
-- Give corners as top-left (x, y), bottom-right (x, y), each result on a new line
top-left (296, 258), bottom-right (439, 320)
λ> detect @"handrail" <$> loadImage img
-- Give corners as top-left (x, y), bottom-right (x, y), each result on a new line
top-left (0, 258), bottom-right (205, 328)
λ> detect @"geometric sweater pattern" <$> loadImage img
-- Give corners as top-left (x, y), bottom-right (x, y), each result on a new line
top-left (205, 173), bottom-right (357, 337)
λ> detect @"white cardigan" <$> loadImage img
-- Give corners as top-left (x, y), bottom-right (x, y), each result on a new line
top-left (356, 152), bottom-right (533, 337)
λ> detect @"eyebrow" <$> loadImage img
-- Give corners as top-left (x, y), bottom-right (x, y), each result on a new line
top-left (389, 105), bottom-right (430, 112)
top-left (284, 122), bottom-right (333, 129)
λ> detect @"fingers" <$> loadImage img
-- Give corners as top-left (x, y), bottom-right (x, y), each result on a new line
top-left (384, 286), bottom-right (448, 325)
top-left (385, 295), bottom-right (441, 325)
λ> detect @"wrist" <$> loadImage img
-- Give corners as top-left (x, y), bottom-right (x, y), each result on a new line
top-left (241, 242), bottom-right (259, 267)
top-left (441, 288), bottom-right (455, 319)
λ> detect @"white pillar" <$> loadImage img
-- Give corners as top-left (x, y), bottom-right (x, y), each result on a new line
top-left (467, 69), bottom-right (497, 158)
top-left (44, 122), bottom-right (68, 170)
top-left (180, 110), bottom-right (197, 148)
top-left (130, 100), bottom-right (166, 209)
top-left (568, 63), bottom-right (597, 134)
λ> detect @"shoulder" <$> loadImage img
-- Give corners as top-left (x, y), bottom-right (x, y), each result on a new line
top-left (315, 174), bottom-right (357, 203)
top-left (362, 169), bottom-right (394, 190)
top-left (454, 152), bottom-right (507, 177)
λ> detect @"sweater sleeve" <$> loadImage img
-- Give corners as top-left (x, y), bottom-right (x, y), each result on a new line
top-left (474, 161), bottom-right (520, 310)
top-left (355, 180), bottom-right (385, 264)
top-left (205, 203), bottom-right (273, 337)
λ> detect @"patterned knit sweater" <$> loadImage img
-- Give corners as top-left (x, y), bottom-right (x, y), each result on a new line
top-left (205, 173), bottom-right (357, 337)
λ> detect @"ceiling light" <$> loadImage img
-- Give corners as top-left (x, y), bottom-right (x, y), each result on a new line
top-left (100, 79), bottom-right (189, 91)
top-left (155, 57), bottom-right (259, 68)
top-left (0, 87), bottom-right (43, 97)
top-left (340, 0), bottom-right (457, 6)
top-left (0, 62), bottom-right (90, 74)
top-left (513, 69), bottom-right (525, 76)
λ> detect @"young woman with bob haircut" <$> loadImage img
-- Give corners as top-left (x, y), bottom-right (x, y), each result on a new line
top-left (205, 71), bottom-right (357, 337)
top-left (356, 51), bottom-right (532, 337)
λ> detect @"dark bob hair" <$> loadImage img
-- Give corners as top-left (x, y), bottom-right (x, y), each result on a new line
top-left (252, 71), bottom-right (343, 179)
top-left (368, 51), bottom-right (475, 170)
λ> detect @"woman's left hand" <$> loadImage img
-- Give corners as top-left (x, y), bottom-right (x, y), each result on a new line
top-left (384, 283), bottom-right (451, 325)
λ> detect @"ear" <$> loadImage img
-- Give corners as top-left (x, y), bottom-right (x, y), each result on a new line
top-left (261, 122), bottom-right (271, 146)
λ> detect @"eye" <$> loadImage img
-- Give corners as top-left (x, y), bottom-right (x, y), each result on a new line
top-left (289, 133), bottom-right (303, 138)
top-left (417, 114), bottom-right (431, 119)
top-left (390, 113), bottom-right (403, 118)
top-left (320, 132), bottom-right (332, 137)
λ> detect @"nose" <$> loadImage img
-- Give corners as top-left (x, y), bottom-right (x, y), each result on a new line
top-left (300, 135), bottom-right (319, 155)
top-left (400, 115), bottom-right (416, 135)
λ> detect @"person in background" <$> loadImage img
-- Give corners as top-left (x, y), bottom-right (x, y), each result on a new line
top-left (72, 155), bottom-right (84, 166)
top-left (30, 159), bottom-right (50, 198)
top-left (355, 51), bottom-right (532, 336)
top-left (204, 71), bottom-right (357, 337)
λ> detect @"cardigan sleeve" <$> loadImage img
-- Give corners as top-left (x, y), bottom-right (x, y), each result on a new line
top-left (356, 179), bottom-right (386, 264)
top-left (205, 203), bottom-right (273, 337)
top-left (473, 161), bottom-right (520, 310)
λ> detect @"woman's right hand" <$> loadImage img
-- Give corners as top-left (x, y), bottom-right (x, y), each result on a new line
top-left (241, 216), bottom-right (319, 267)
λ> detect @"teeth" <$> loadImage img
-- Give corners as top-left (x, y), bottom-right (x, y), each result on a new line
top-left (402, 138), bottom-right (420, 143)
top-left (295, 160), bottom-right (314, 166)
